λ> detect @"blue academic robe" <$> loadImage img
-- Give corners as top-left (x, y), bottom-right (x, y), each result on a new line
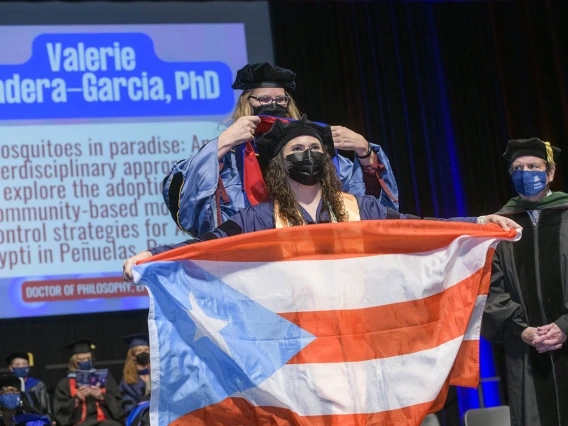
top-left (162, 137), bottom-right (399, 237)
top-left (150, 195), bottom-right (476, 255)
top-left (12, 413), bottom-right (50, 426)
top-left (119, 378), bottom-right (146, 418)
top-left (125, 399), bottom-right (150, 426)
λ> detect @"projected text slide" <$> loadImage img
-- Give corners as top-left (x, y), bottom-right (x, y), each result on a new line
top-left (0, 23), bottom-right (248, 318)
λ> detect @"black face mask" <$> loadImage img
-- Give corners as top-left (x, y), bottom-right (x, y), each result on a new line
top-left (285, 149), bottom-right (325, 186)
top-left (135, 352), bottom-right (150, 366)
top-left (252, 103), bottom-right (287, 117)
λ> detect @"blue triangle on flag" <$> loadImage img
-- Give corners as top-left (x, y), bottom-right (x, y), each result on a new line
top-left (137, 259), bottom-right (315, 416)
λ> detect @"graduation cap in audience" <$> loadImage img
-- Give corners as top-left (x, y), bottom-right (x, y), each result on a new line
top-left (256, 114), bottom-right (335, 170)
top-left (231, 62), bottom-right (296, 91)
top-left (503, 138), bottom-right (561, 164)
top-left (0, 373), bottom-right (23, 391)
top-left (121, 333), bottom-right (149, 348)
top-left (5, 352), bottom-right (33, 366)
top-left (63, 339), bottom-right (96, 354)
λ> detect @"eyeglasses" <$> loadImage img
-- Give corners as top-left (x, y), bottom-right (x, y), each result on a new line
top-left (248, 95), bottom-right (290, 105)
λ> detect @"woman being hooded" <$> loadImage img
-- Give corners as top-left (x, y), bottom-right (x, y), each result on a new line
top-left (163, 62), bottom-right (399, 238)
top-left (123, 115), bottom-right (520, 276)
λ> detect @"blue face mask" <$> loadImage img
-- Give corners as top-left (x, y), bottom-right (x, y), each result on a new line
top-left (77, 360), bottom-right (93, 371)
top-left (512, 170), bottom-right (548, 197)
top-left (0, 394), bottom-right (21, 410)
top-left (11, 368), bottom-right (29, 379)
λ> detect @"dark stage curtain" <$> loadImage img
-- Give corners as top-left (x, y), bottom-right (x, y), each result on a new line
top-left (270, 0), bottom-right (568, 217)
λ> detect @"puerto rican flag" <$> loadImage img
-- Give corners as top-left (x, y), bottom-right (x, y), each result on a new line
top-left (132, 221), bottom-right (518, 426)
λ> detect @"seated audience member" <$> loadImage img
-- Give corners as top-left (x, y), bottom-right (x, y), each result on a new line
top-left (53, 340), bottom-right (122, 426)
top-left (5, 353), bottom-right (51, 418)
top-left (123, 115), bottom-right (521, 278)
top-left (119, 334), bottom-right (150, 418)
top-left (0, 373), bottom-right (50, 426)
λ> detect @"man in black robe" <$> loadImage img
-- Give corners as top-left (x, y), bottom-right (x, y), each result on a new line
top-left (5, 352), bottom-right (51, 419)
top-left (482, 138), bottom-right (568, 426)
top-left (53, 340), bottom-right (122, 426)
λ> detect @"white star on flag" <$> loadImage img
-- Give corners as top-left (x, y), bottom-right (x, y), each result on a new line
top-left (187, 291), bottom-right (232, 357)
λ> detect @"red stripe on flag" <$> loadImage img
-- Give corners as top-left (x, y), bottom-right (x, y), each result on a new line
top-left (449, 340), bottom-right (480, 388)
top-left (448, 247), bottom-right (495, 388)
top-left (428, 376), bottom-right (452, 414)
top-left (143, 221), bottom-right (514, 264)
top-left (477, 247), bottom-right (494, 296)
top-left (282, 267), bottom-right (483, 364)
top-left (170, 397), bottom-right (435, 426)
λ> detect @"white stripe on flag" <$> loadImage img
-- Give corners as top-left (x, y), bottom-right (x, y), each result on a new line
top-left (147, 289), bottom-right (161, 426)
top-left (232, 336), bottom-right (462, 416)
top-left (194, 236), bottom-right (495, 313)
top-left (464, 295), bottom-right (487, 341)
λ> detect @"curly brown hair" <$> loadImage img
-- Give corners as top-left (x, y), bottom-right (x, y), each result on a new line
top-left (264, 150), bottom-right (347, 226)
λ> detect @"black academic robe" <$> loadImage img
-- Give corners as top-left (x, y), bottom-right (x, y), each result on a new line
top-left (482, 193), bottom-right (568, 426)
top-left (53, 372), bottom-right (123, 426)
top-left (23, 378), bottom-right (51, 418)
top-left (125, 397), bottom-right (150, 426)
top-left (119, 377), bottom-right (146, 417)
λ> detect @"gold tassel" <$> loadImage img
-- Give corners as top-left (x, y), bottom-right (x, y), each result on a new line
top-left (544, 141), bottom-right (554, 164)
top-left (27, 352), bottom-right (34, 367)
